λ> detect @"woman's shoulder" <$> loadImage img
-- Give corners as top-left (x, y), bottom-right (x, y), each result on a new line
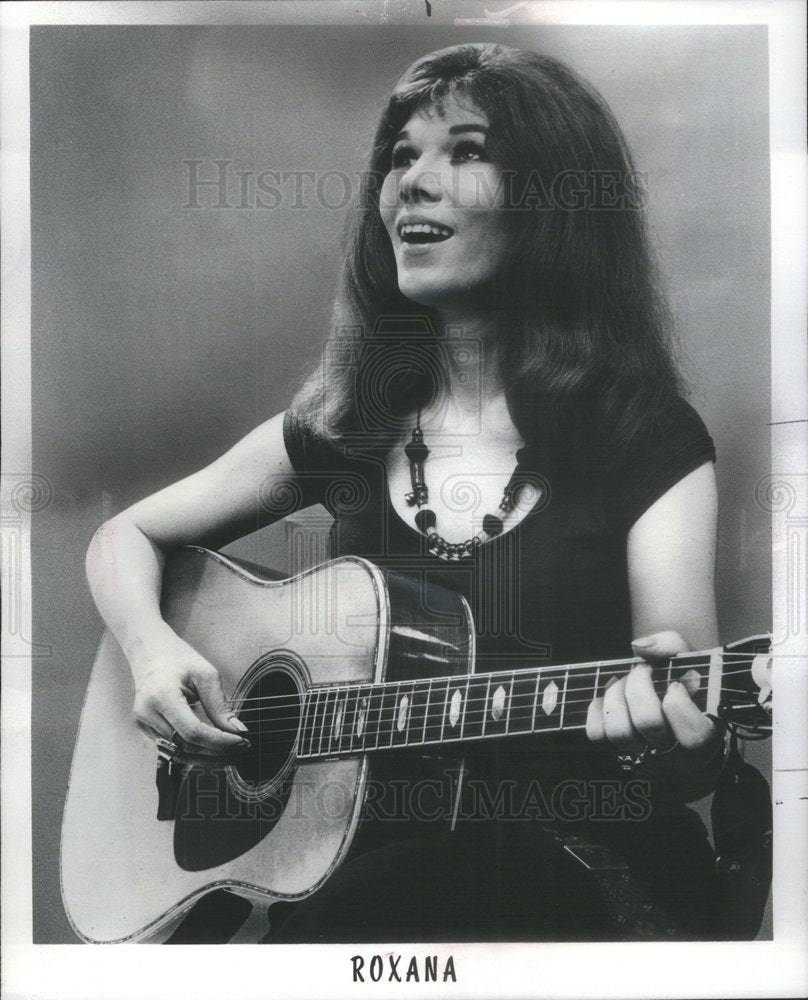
top-left (282, 405), bottom-right (347, 474)
top-left (606, 394), bottom-right (716, 528)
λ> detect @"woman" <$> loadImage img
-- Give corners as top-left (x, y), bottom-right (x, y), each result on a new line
top-left (85, 43), bottom-right (728, 941)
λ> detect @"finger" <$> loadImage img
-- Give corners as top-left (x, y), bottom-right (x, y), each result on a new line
top-left (191, 668), bottom-right (249, 735)
top-left (661, 681), bottom-right (721, 753)
top-left (162, 697), bottom-right (249, 751)
top-left (602, 676), bottom-right (644, 753)
top-left (135, 712), bottom-right (174, 741)
top-left (585, 697), bottom-right (607, 745)
top-left (624, 664), bottom-right (675, 748)
top-left (631, 630), bottom-right (689, 667)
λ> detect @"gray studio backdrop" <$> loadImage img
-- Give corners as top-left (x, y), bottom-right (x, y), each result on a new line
top-left (30, 25), bottom-right (771, 943)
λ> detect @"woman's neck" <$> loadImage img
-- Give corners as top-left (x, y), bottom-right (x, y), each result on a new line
top-left (419, 313), bottom-right (517, 437)
top-left (432, 308), bottom-right (504, 409)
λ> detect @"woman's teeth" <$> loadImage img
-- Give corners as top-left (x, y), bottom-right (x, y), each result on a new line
top-left (399, 222), bottom-right (453, 244)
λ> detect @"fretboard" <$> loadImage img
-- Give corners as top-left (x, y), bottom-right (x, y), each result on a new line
top-left (295, 651), bottom-right (714, 761)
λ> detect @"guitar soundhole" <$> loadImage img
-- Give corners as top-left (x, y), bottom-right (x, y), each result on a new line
top-left (173, 655), bottom-right (306, 872)
top-left (231, 657), bottom-right (303, 796)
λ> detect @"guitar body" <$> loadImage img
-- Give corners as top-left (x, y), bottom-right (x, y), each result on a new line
top-left (61, 547), bottom-right (473, 943)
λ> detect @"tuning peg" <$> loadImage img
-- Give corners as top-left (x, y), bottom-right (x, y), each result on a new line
top-left (751, 654), bottom-right (772, 707)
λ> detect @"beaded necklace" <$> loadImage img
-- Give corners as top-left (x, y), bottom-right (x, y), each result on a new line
top-left (404, 413), bottom-right (535, 560)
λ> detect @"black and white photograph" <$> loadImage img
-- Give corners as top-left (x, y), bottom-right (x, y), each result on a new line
top-left (2, 1), bottom-right (806, 998)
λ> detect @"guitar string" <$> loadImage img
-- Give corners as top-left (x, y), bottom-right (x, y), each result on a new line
top-left (222, 651), bottom-right (762, 708)
top-left (229, 686), bottom-right (762, 735)
top-left (230, 682), bottom-right (759, 729)
top-left (222, 658), bottom-right (760, 708)
top-left (219, 684), bottom-right (764, 745)
top-left (221, 656), bottom-right (760, 709)
top-left (229, 678), bottom-right (757, 722)
top-left (217, 664), bottom-right (765, 748)
top-left (223, 662), bottom-right (759, 713)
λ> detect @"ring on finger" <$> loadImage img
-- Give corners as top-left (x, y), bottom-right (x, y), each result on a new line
top-left (616, 743), bottom-right (652, 772)
top-left (616, 739), bottom-right (679, 773)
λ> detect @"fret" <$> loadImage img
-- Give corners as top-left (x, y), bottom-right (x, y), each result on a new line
top-left (331, 688), bottom-right (348, 752)
top-left (366, 684), bottom-right (385, 750)
top-left (442, 676), bottom-right (468, 745)
top-left (343, 687), bottom-right (359, 751)
top-left (438, 678), bottom-right (452, 743)
top-left (509, 669), bottom-right (539, 735)
top-left (312, 689), bottom-right (327, 756)
top-left (565, 661), bottom-right (602, 730)
top-left (423, 677), bottom-right (446, 745)
top-left (504, 671), bottom-right (516, 734)
top-left (390, 680), bottom-right (416, 747)
top-left (532, 667), bottom-right (566, 732)
top-left (482, 673), bottom-right (510, 739)
top-left (312, 687), bottom-right (324, 756)
top-left (359, 685), bottom-right (374, 751)
top-left (382, 681), bottom-right (402, 748)
top-left (559, 667), bottom-right (569, 731)
top-left (480, 675), bottom-right (493, 737)
top-left (349, 686), bottom-right (364, 751)
top-left (668, 652), bottom-right (709, 711)
top-left (296, 690), bottom-right (310, 757)
top-left (441, 677), bottom-right (466, 744)
top-left (420, 678), bottom-right (434, 745)
top-left (530, 670), bottom-right (540, 733)
top-left (300, 690), bottom-right (317, 757)
top-left (403, 679), bottom-right (428, 747)
top-left (320, 687), bottom-right (337, 756)
top-left (462, 674), bottom-right (490, 741)
top-left (593, 662), bottom-right (602, 701)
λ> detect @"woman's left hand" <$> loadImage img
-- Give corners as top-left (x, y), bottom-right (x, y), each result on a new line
top-left (585, 630), bottom-right (726, 793)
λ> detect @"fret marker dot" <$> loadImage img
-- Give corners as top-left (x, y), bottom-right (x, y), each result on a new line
top-left (491, 685), bottom-right (506, 722)
top-left (449, 689), bottom-right (462, 728)
top-left (541, 680), bottom-right (558, 716)
top-left (397, 695), bottom-right (410, 733)
top-left (682, 669), bottom-right (701, 695)
top-left (356, 697), bottom-right (367, 738)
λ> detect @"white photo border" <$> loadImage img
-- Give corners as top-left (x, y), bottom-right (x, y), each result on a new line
top-left (2, 2), bottom-right (806, 998)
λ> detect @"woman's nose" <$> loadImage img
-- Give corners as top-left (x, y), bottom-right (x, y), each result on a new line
top-left (399, 160), bottom-right (443, 204)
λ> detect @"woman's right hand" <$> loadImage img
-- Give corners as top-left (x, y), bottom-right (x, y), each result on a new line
top-left (84, 413), bottom-right (299, 752)
top-left (130, 634), bottom-right (250, 752)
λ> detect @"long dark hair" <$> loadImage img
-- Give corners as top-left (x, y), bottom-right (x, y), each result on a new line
top-left (292, 43), bottom-right (681, 462)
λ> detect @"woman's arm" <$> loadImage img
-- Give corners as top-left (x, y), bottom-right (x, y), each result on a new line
top-left (586, 461), bottom-right (726, 797)
top-left (86, 411), bottom-right (300, 751)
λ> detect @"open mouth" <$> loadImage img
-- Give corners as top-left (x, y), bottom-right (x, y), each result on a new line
top-left (398, 222), bottom-right (454, 245)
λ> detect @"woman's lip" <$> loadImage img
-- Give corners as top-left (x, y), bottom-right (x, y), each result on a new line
top-left (398, 235), bottom-right (453, 255)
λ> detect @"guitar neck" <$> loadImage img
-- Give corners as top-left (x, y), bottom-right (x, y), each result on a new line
top-left (295, 650), bottom-right (718, 761)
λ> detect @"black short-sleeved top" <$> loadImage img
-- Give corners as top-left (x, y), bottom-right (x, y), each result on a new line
top-left (283, 398), bottom-right (714, 665)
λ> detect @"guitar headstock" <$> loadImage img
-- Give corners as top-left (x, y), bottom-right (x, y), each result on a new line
top-left (717, 634), bottom-right (772, 738)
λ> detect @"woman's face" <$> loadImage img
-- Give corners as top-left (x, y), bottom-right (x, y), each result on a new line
top-left (379, 97), bottom-right (509, 313)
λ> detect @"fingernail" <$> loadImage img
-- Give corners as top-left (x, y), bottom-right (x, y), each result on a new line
top-left (238, 738), bottom-right (251, 749)
top-left (229, 716), bottom-right (248, 733)
top-left (632, 637), bottom-right (655, 649)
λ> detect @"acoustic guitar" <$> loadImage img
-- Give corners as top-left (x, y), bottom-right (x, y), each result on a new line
top-left (61, 546), bottom-right (772, 943)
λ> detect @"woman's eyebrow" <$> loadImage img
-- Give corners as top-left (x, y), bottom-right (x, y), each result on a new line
top-left (393, 123), bottom-right (489, 141)
top-left (448, 124), bottom-right (488, 135)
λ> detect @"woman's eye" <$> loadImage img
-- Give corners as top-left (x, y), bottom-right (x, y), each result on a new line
top-left (451, 141), bottom-right (488, 164)
top-left (391, 144), bottom-right (418, 170)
